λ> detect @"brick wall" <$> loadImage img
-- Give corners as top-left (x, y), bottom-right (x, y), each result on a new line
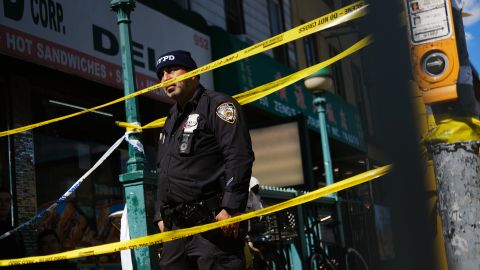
top-left (11, 76), bottom-right (38, 255)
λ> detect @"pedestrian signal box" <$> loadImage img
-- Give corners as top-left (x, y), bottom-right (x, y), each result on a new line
top-left (405, 0), bottom-right (459, 104)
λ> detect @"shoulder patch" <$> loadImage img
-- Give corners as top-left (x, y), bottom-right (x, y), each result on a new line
top-left (216, 102), bottom-right (237, 124)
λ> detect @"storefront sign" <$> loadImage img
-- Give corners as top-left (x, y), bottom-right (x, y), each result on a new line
top-left (256, 83), bottom-right (366, 151)
top-left (0, 0), bottom-right (213, 98)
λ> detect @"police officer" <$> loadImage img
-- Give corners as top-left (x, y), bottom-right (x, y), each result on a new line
top-left (153, 50), bottom-right (254, 270)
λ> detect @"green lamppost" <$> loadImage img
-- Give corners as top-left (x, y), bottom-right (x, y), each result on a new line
top-left (110, 0), bottom-right (156, 269)
top-left (305, 67), bottom-right (346, 247)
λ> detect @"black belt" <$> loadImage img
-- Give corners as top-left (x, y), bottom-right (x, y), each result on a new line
top-left (161, 195), bottom-right (221, 228)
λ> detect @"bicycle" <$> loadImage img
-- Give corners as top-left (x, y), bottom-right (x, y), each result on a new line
top-left (305, 217), bottom-right (370, 270)
top-left (246, 233), bottom-right (287, 270)
top-left (246, 212), bottom-right (297, 270)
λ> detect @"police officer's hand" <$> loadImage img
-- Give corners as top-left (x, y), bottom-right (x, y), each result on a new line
top-left (158, 220), bottom-right (165, 233)
top-left (215, 209), bottom-right (240, 238)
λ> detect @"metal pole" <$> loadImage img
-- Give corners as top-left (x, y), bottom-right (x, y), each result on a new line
top-left (427, 2), bottom-right (480, 269)
top-left (295, 193), bottom-right (309, 270)
top-left (313, 95), bottom-right (346, 247)
top-left (429, 142), bottom-right (480, 269)
top-left (110, 1), bottom-right (156, 269)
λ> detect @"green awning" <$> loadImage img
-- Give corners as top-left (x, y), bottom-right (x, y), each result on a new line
top-left (210, 26), bottom-right (365, 151)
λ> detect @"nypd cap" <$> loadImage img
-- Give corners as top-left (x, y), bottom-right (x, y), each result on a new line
top-left (155, 50), bottom-right (198, 79)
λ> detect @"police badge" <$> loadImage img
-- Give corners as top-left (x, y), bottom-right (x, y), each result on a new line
top-left (216, 102), bottom-right (236, 124)
top-left (184, 113), bottom-right (199, 133)
top-left (179, 113), bottom-right (199, 155)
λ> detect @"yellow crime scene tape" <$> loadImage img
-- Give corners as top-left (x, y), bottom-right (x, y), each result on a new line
top-left (423, 117), bottom-right (480, 144)
top-left (0, 165), bottom-right (391, 267)
top-left (138, 35), bottom-right (373, 130)
top-left (0, 1), bottom-right (367, 138)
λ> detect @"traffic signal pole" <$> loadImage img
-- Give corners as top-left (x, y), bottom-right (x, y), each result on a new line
top-left (425, 3), bottom-right (480, 269)
top-left (404, 0), bottom-right (480, 268)
top-left (110, 1), bottom-right (157, 269)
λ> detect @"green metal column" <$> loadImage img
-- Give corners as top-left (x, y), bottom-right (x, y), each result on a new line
top-left (313, 96), bottom-right (346, 247)
top-left (110, 1), bottom-right (156, 269)
top-left (294, 192), bottom-right (309, 270)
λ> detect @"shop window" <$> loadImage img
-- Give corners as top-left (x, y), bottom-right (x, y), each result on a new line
top-left (304, 34), bottom-right (319, 67)
top-left (352, 64), bottom-right (374, 137)
top-left (30, 73), bottom-right (128, 266)
top-left (267, 0), bottom-right (289, 65)
top-left (329, 45), bottom-right (346, 98)
top-left (2, 55), bottom-right (163, 266)
top-left (34, 135), bottom-right (126, 257)
top-left (324, 0), bottom-right (335, 10)
top-left (224, 0), bottom-right (246, 34)
top-left (34, 123), bottom-right (126, 266)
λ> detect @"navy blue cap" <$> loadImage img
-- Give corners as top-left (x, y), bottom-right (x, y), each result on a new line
top-left (155, 50), bottom-right (198, 79)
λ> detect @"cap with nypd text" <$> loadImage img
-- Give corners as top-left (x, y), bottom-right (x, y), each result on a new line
top-left (155, 50), bottom-right (198, 79)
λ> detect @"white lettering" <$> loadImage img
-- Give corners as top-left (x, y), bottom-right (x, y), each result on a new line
top-left (36, 42), bottom-right (107, 79)
top-left (67, 53), bottom-right (79, 68)
top-left (6, 33), bottom-right (16, 50)
top-left (80, 57), bottom-right (87, 72)
top-left (43, 45), bottom-right (52, 61)
top-left (331, 126), bottom-right (341, 138)
top-left (259, 97), bottom-right (269, 107)
top-left (60, 50), bottom-right (68, 65)
top-left (307, 116), bottom-right (320, 129)
top-left (86, 59), bottom-right (94, 74)
top-left (157, 55), bottom-right (175, 65)
top-left (341, 131), bottom-right (360, 146)
top-left (37, 43), bottom-right (44, 58)
top-left (5, 33), bottom-right (33, 55)
top-left (26, 39), bottom-right (33, 54)
top-left (273, 100), bottom-right (297, 116)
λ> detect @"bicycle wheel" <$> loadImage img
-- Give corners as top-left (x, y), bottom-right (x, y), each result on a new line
top-left (310, 253), bottom-right (337, 270)
top-left (345, 247), bottom-right (369, 270)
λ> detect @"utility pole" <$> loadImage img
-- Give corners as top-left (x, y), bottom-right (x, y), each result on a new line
top-left (110, 1), bottom-right (157, 269)
top-left (404, 0), bottom-right (480, 268)
top-left (426, 2), bottom-right (480, 269)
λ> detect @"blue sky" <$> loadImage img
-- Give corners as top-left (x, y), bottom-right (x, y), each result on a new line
top-left (462, 0), bottom-right (480, 71)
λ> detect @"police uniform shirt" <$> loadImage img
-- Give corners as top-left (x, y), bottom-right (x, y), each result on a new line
top-left (154, 86), bottom-right (254, 222)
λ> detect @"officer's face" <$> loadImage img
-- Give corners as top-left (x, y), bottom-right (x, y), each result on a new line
top-left (160, 66), bottom-right (198, 105)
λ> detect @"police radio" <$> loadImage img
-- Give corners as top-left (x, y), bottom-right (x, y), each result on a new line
top-left (405, 0), bottom-right (460, 104)
top-left (179, 133), bottom-right (193, 155)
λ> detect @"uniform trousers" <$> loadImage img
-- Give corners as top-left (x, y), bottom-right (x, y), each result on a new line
top-left (159, 226), bottom-right (245, 270)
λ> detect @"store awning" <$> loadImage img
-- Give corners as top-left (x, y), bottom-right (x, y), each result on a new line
top-left (210, 27), bottom-right (366, 151)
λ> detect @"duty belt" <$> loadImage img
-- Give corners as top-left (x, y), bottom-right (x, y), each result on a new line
top-left (161, 195), bottom-right (221, 229)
